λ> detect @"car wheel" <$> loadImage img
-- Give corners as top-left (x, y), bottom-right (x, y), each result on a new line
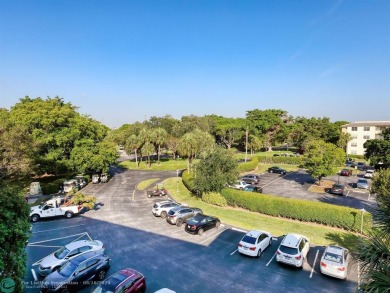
top-left (198, 228), bottom-right (204, 235)
top-left (31, 214), bottom-right (40, 222)
top-left (176, 219), bottom-right (183, 227)
top-left (257, 249), bottom-right (262, 258)
top-left (216, 221), bottom-right (221, 229)
top-left (161, 211), bottom-right (167, 219)
top-left (159, 193), bottom-right (163, 197)
top-left (96, 269), bottom-right (107, 281)
top-left (65, 211), bottom-right (74, 218)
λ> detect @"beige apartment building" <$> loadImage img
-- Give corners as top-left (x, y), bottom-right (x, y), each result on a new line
top-left (341, 121), bottom-right (390, 155)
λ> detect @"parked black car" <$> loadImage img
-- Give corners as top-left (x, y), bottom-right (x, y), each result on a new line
top-left (267, 166), bottom-right (287, 175)
top-left (185, 214), bottom-right (221, 235)
top-left (41, 250), bottom-right (110, 292)
top-left (241, 174), bottom-right (260, 184)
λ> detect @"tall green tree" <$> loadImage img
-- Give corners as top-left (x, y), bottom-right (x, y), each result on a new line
top-left (0, 109), bottom-right (35, 177)
top-left (303, 140), bottom-right (345, 185)
top-left (178, 129), bottom-right (215, 173)
top-left (70, 139), bottom-right (118, 174)
top-left (125, 134), bottom-right (142, 167)
top-left (353, 169), bottom-right (390, 292)
top-left (193, 147), bottom-right (239, 194)
top-left (141, 141), bottom-right (155, 167)
top-left (0, 184), bottom-right (31, 293)
top-left (208, 115), bottom-right (242, 149)
top-left (152, 127), bottom-right (168, 165)
top-left (364, 128), bottom-right (390, 167)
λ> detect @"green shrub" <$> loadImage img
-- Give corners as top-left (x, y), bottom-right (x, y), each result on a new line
top-left (238, 157), bottom-right (259, 173)
top-left (182, 170), bottom-right (196, 194)
top-left (201, 192), bottom-right (227, 207)
top-left (347, 154), bottom-right (365, 160)
top-left (258, 156), bottom-right (303, 165)
top-left (220, 188), bottom-right (372, 233)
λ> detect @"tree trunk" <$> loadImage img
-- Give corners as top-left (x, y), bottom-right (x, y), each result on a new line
top-left (157, 145), bottom-right (161, 165)
top-left (134, 150), bottom-right (138, 168)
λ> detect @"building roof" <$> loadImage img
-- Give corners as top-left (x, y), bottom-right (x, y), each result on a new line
top-left (341, 121), bottom-right (390, 128)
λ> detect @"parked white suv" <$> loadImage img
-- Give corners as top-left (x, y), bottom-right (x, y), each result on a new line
top-left (152, 200), bottom-right (182, 218)
top-left (276, 233), bottom-right (310, 268)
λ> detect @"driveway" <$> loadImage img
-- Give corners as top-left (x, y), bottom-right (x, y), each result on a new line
top-left (25, 168), bottom-right (359, 293)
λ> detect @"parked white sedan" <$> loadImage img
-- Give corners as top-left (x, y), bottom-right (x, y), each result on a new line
top-left (238, 230), bottom-right (272, 257)
top-left (320, 245), bottom-right (350, 279)
top-left (231, 180), bottom-right (250, 190)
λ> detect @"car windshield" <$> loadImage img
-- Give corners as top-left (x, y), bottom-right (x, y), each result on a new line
top-left (333, 184), bottom-right (344, 189)
top-left (241, 235), bottom-right (256, 245)
top-left (167, 210), bottom-right (176, 215)
top-left (57, 261), bottom-right (78, 277)
top-left (279, 245), bottom-right (298, 255)
top-left (324, 252), bottom-right (343, 264)
top-left (54, 247), bottom-right (70, 259)
top-left (358, 179), bottom-right (367, 184)
top-left (94, 272), bottom-right (129, 293)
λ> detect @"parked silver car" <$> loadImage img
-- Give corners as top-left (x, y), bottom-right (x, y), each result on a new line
top-left (356, 178), bottom-right (369, 189)
top-left (35, 240), bottom-right (104, 276)
top-left (166, 206), bottom-right (203, 226)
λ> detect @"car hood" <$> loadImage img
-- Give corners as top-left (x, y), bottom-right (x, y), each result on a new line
top-left (30, 206), bottom-right (41, 214)
top-left (39, 253), bottom-right (62, 268)
top-left (43, 270), bottom-right (69, 290)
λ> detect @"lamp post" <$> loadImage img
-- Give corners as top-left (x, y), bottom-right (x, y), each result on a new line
top-left (360, 208), bottom-right (366, 236)
top-left (176, 170), bottom-right (179, 192)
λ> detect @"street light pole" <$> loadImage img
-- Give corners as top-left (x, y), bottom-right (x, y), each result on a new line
top-left (360, 208), bottom-right (366, 236)
top-left (176, 170), bottom-right (179, 192)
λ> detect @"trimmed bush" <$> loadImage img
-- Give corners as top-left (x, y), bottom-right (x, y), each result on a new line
top-left (238, 157), bottom-right (259, 173)
top-left (201, 192), bottom-right (227, 207)
top-left (347, 154), bottom-right (365, 160)
top-left (182, 170), bottom-right (196, 194)
top-left (220, 188), bottom-right (372, 233)
top-left (258, 156), bottom-right (303, 165)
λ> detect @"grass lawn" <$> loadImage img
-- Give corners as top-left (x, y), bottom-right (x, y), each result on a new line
top-left (161, 177), bottom-right (360, 248)
top-left (118, 158), bottom-right (188, 171)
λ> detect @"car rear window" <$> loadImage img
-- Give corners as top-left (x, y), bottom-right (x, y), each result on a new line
top-left (324, 252), bottom-right (343, 264)
top-left (279, 245), bottom-right (298, 255)
top-left (241, 235), bottom-right (256, 245)
top-left (333, 184), bottom-right (344, 189)
top-left (168, 210), bottom-right (175, 215)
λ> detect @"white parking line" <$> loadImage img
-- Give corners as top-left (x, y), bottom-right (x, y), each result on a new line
top-left (31, 269), bottom-right (37, 281)
top-left (230, 249), bottom-right (238, 255)
top-left (310, 250), bottom-right (320, 278)
top-left (33, 224), bottom-right (85, 233)
top-left (199, 228), bottom-right (227, 244)
top-left (28, 245), bottom-right (62, 248)
top-left (71, 232), bottom-right (92, 242)
top-left (28, 232), bottom-right (88, 245)
top-left (266, 252), bottom-right (277, 266)
top-left (230, 227), bottom-right (247, 233)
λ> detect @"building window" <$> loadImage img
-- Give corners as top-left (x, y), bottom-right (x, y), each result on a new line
top-left (351, 143), bottom-right (357, 147)
top-left (351, 150), bottom-right (357, 155)
top-left (351, 127), bottom-right (358, 131)
top-left (364, 127), bottom-right (370, 131)
top-left (352, 135), bottom-right (357, 139)
top-left (363, 135), bottom-right (370, 140)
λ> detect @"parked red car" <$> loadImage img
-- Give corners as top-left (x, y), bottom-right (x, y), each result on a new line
top-left (340, 169), bottom-right (353, 176)
top-left (92, 268), bottom-right (146, 293)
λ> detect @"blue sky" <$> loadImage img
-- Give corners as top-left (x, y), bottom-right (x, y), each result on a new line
top-left (1, 0), bottom-right (389, 128)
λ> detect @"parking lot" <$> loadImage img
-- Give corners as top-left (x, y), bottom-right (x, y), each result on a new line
top-left (25, 169), bottom-right (360, 293)
top-left (259, 169), bottom-right (376, 212)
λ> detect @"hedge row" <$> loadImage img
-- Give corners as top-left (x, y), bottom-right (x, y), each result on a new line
top-left (201, 192), bottom-right (227, 207)
top-left (237, 157), bottom-right (259, 173)
top-left (258, 156), bottom-right (303, 165)
top-left (220, 188), bottom-right (372, 233)
top-left (347, 154), bottom-right (365, 160)
top-left (182, 170), bottom-right (196, 194)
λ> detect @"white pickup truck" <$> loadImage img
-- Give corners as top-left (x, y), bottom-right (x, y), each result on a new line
top-left (30, 197), bottom-right (82, 222)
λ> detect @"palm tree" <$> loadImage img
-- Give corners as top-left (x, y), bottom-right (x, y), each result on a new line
top-left (152, 127), bottom-right (168, 165)
top-left (125, 134), bottom-right (142, 168)
top-left (141, 141), bottom-right (155, 167)
top-left (352, 169), bottom-right (390, 292)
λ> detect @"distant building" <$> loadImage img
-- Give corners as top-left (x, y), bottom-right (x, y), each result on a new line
top-left (341, 121), bottom-right (390, 155)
